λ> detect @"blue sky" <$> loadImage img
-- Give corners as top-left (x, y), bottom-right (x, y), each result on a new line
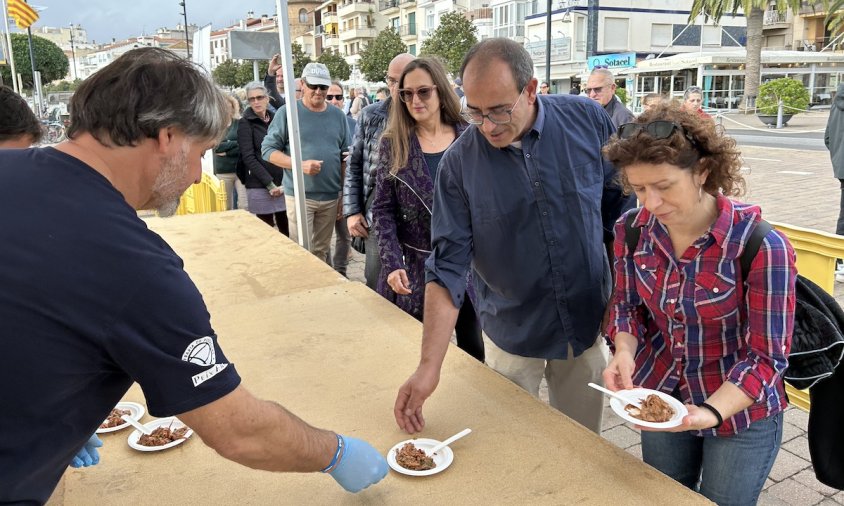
top-left (23, 1), bottom-right (279, 44)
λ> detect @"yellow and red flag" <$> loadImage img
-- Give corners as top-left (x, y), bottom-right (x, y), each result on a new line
top-left (8, 0), bottom-right (38, 30)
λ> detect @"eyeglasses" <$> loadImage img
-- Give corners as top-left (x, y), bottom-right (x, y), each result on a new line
top-left (398, 85), bottom-right (437, 103)
top-left (305, 83), bottom-right (329, 91)
top-left (584, 86), bottom-right (608, 95)
top-left (617, 120), bottom-right (700, 149)
top-left (326, 94), bottom-right (344, 100)
top-left (247, 95), bottom-right (268, 102)
top-left (461, 87), bottom-right (525, 126)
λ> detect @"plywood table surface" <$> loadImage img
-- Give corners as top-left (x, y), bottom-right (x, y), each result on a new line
top-left (52, 213), bottom-right (711, 505)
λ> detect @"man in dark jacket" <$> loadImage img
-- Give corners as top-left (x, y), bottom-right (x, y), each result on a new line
top-left (585, 68), bottom-right (633, 128)
top-left (343, 53), bottom-right (414, 290)
top-left (825, 83), bottom-right (844, 239)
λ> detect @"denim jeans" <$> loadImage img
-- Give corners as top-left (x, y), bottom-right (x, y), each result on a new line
top-left (641, 412), bottom-right (783, 506)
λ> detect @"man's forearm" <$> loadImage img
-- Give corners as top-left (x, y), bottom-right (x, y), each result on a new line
top-left (180, 386), bottom-right (336, 473)
top-left (268, 150), bottom-right (292, 169)
top-left (419, 282), bottom-right (460, 370)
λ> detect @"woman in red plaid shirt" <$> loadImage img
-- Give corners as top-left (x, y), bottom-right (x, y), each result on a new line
top-left (602, 104), bottom-right (797, 506)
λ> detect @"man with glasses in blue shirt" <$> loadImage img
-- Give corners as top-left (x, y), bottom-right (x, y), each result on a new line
top-left (393, 38), bottom-right (633, 435)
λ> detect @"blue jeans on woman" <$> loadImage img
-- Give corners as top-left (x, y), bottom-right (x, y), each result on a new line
top-left (641, 412), bottom-right (783, 506)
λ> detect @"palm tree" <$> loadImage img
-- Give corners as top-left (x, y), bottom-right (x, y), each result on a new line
top-left (826, 1), bottom-right (844, 32)
top-left (689, 0), bottom-right (803, 111)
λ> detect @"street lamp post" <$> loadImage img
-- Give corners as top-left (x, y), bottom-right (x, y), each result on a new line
top-left (544, 0), bottom-right (551, 87)
top-left (69, 24), bottom-right (78, 81)
top-left (179, 1), bottom-right (190, 59)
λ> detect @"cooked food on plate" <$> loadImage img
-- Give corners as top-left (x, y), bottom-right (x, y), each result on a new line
top-left (137, 425), bottom-right (189, 447)
top-left (624, 394), bottom-right (675, 423)
top-left (100, 408), bottom-right (132, 429)
top-left (395, 442), bottom-right (435, 471)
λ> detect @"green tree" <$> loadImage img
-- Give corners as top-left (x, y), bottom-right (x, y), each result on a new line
top-left (318, 48), bottom-right (351, 81)
top-left (419, 11), bottom-right (478, 75)
top-left (689, 0), bottom-right (802, 111)
top-left (44, 79), bottom-right (82, 92)
top-left (291, 42), bottom-right (312, 78)
top-left (231, 59), bottom-right (270, 87)
top-left (826, 1), bottom-right (844, 33)
top-left (358, 28), bottom-right (407, 82)
top-left (0, 34), bottom-right (69, 89)
top-left (212, 59), bottom-right (240, 88)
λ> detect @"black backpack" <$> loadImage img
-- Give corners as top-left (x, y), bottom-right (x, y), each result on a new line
top-left (622, 212), bottom-right (844, 390)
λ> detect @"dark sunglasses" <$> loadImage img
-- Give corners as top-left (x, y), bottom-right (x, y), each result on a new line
top-left (305, 83), bottom-right (329, 91)
top-left (247, 95), bottom-right (267, 102)
top-left (584, 86), bottom-right (606, 95)
top-left (326, 94), bottom-right (344, 100)
top-left (398, 85), bottom-right (436, 103)
top-left (617, 120), bottom-right (701, 149)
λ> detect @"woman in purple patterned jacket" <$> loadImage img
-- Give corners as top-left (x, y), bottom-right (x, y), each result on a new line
top-left (371, 57), bottom-right (483, 362)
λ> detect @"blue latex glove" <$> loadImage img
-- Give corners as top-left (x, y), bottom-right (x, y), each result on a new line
top-left (70, 434), bottom-right (103, 468)
top-left (329, 435), bottom-right (388, 493)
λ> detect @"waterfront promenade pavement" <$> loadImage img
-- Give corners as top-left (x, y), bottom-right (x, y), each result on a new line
top-left (339, 110), bottom-right (843, 505)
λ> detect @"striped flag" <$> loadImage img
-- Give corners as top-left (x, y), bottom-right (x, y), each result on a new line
top-left (8, 0), bottom-right (38, 30)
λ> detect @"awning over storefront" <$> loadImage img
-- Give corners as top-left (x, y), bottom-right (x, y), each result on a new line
top-left (624, 49), bottom-right (844, 74)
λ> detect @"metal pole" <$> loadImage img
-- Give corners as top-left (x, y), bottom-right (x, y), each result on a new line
top-left (1, 0), bottom-right (19, 93)
top-left (179, 1), bottom-right (190, 59)
top-left (69, 24), bottom-right (78, 80)
top-left (275, 0), bottom-right (311, 250)
top-left (586, 0), bottom-right (597, 58)
top-left (26, 26), bottom-right (40, 116)
top-left (545, 0), bottom-right (551, 88)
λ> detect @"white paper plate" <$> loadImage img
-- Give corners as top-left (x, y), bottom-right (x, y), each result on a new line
top-left (387, 438), bottom-right (454, 476)
top-left (609, 388), bottom-right (689, 429)
top-left (127, 417), bottom-right (193, 452)
top-left (97, 402), bottom-right (145, 434)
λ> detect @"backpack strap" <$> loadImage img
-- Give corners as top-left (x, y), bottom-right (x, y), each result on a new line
top-left (624, 209), bottom-right (641, 255)
top-left (740, 220), bottom-right (773, 282)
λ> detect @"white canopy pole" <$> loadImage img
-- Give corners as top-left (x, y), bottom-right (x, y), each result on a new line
top-left (275, 0), bottom-right (310, 250)
top-left (1, 0), bottom-right (19, 93)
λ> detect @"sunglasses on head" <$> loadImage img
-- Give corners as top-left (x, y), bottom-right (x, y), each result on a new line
top-left (305, 83), bottom-right (329, 91)
top-left (398, 85), bottom-right (436, 103)
top-left (326, 94), bottom-right (344, 100)
top-left (617, 120), bottom-right (701, 148)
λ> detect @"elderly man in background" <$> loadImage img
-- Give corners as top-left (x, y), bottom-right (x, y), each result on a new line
top-left (262, 63), bottom-right (352, 264)
top-left (327, 81), bottom-right (356, 276)
top-left (584, 67), bottom-right (633, 128)
top-left (343, 53), bottom-right (415, 291)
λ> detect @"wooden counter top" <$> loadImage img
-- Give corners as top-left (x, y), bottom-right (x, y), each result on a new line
top-left (52, 212), bottom-right (710, 505)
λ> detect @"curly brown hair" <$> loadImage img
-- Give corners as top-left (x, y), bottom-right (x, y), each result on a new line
top-left (602, 103), bottom-right (745, 197)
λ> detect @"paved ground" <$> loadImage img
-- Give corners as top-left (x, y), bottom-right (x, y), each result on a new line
top-left (335, 110), bottom-right (842, 504)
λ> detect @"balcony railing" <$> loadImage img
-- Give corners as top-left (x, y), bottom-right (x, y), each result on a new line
top-left (339, 26), bottom-right (378, 40)
top-left (338, 0), bottom-right (374, 17)
top-left (399, 23), bottom-right (416, 36)
top-left (400, 0), bottom-right (415, 6)
top-left (763, 10), bottom-right (787, 25)
top-left (379, 0), bottom-right (398, 11)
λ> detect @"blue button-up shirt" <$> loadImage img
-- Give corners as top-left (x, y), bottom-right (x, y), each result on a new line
top-left (425, 95), bottom-right (633, 359)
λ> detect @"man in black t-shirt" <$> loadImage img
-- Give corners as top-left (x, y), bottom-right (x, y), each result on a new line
top-left (0, 47), bottom-right (386, 504)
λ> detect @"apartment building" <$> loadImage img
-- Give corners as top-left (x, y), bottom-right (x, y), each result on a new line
top-left (522, 0), bottom-right (746, 93)
top-left (336, 0), bottom-right (387, 65)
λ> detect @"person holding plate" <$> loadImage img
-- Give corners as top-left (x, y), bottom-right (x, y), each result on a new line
top-left (601, 103), bottom-right (796, 506)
